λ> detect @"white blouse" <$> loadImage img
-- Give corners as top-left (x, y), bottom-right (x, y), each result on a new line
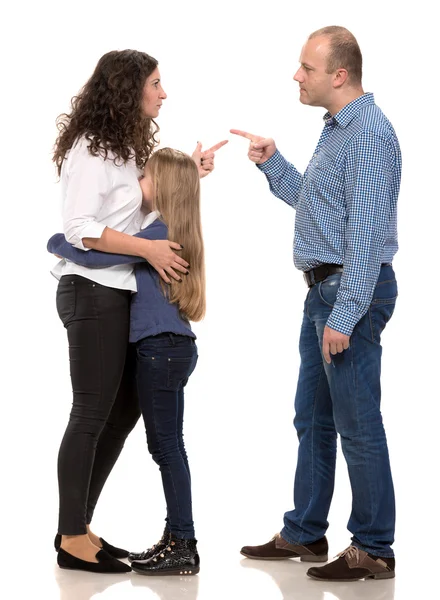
top-left (51, 137), bottom-right (144, 291)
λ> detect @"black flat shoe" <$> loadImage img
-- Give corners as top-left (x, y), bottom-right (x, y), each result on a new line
top-left (98, 538), bottom-right (129, 559)
top-left (128, 528), bottom-right (170, 563)
top-left (131, 536), bottom-right (199, 576)
top-left (55, 534), bottom-right (129, 559)
top-left (57, 547), bottom-right (132, 573)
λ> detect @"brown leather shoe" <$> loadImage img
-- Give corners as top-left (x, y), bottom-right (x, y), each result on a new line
top-left (307, 545), bottom-right (395, 581)
top-left (240, 533), bottom-right (328, 562)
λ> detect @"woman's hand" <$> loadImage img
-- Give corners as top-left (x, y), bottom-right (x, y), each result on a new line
top-left (82, 228), bottom-right (188, 284)
top-left (141, 239), bottom-right (189, 284)
top-left (192, 140), bottom-right (228, 178)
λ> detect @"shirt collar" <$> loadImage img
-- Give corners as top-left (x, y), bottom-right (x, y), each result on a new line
top-left (141, 210), bottom-right (160, 230)
top-left (323, 92), bottom-right (375, 128)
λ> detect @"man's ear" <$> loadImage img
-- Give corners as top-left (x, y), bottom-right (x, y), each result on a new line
top-left (334, 69), bottom-right (348, 88)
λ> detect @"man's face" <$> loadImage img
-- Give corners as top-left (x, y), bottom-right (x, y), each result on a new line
top-left (293, 36), bottom-right (335, 108)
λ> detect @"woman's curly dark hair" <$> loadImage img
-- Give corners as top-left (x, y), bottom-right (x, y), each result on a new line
top-left (53, 50), bottom-right (160, 176)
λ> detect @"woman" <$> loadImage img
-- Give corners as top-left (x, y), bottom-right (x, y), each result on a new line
top-left (51, 49), bottom-right (226, 573)
top-left (50, 147), bottom-right (206, 576)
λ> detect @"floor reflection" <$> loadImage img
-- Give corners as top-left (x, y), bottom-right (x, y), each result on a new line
top-left (54, 565), bottom-right (131, 600)
top-left (240, 558), bottom-right (395, 600)
top-left (130, 571), bottom-right (200, 600)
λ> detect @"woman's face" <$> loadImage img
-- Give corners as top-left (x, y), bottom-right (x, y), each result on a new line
top-left (142, 67), bottom-right (167, 118)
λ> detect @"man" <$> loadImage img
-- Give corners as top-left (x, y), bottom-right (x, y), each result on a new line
top-left (231, 26), bottom-right (400, 582)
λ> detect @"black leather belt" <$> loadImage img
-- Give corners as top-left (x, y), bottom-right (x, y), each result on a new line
top-left (303, 263), bottom-right (343, 288)
top-left (303, 262), bottom-right (392, 288)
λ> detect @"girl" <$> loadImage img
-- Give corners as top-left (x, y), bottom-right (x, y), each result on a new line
top-left (51, 48), bottom-right (225, 574)
top-left (49, 148), bottom-right (205, 576)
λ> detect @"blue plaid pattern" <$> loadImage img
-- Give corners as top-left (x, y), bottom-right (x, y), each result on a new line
top-left (258, 93), bottom-right (401, 335)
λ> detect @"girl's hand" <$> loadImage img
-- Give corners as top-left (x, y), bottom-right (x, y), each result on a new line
top-left (192, 140), bottom-right (228, 178)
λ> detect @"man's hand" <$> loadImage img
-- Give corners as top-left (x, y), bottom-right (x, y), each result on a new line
top-left (192, 140), bottom-right (228, 178)
top-left (142, 239), bottom-right (189, 285)
top-left (230, 129), bottom-right (277, 164)
top-left (322, 325), bottom-right (350, 364)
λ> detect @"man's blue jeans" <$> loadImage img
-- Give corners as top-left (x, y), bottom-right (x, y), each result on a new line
top-left (281, 265), bottom-right (397, 557)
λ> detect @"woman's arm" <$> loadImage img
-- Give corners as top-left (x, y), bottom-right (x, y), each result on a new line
top-left (61, 140), bottom-right (187, 283)
top-left (48, 222), bottom-right (169, 268)
top-left (48, 233), bottom-right (144, 268)
top-left (82, 228), bottom-right (188, 282)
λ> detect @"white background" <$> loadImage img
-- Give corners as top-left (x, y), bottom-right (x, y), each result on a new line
top-left (1, 1), bottom-right (438, 599)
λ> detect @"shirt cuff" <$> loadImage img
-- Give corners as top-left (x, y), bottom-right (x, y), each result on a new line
top-left (256, 149), bottom-right (286, 176)
top-left (326, 305), bottom-right (361, 337)
top-left (73, 221), bottom-right (107, 251)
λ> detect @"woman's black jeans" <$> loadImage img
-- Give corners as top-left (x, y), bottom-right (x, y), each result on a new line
top-left (136, 333), bottom-right (198, 539)
top-left (56, 275), bottom-right (141, 534)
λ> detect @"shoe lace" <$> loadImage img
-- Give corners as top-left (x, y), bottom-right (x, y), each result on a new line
top-left (337, 545), bottom-right (360, 564)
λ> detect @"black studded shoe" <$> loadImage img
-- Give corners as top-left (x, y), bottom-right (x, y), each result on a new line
top-left (131, 536), bottom-right (200, 576)
top-left (54, 534), bottom-right (129, 559)
top-left (128, 528), bottom-right (170, 563)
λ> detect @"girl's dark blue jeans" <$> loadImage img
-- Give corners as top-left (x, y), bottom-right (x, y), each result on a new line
top-left (136, 333), bottom-right (198, 539)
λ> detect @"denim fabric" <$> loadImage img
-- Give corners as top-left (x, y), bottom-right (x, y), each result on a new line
top-left (136, 333), bottom-right (198, 539)
top-left (281, 265), bottom-right (397, 557)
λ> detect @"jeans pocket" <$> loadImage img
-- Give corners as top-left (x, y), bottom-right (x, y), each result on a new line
top-left (167, 355), bottom-right (197, 389)
top-left (317, 274), bottom-right (341, 308)
top-left (136, 345), bottom-right (158, 361)
top-left (369, 298), bottom-right (397, 342)
top-left (56, 280), bottom-right (76, 326)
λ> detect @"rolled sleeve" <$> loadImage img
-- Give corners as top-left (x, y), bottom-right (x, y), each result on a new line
top-left (62, 139), bottom-right (111, 250)
top-left (68, 220), bottom-right (107, 250)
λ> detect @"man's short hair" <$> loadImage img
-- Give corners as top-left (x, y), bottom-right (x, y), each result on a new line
top-left (309, 26), bottom-right (362, 85)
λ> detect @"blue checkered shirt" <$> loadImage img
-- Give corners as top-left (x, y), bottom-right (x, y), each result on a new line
top-left (258, 93), bottom-right (401, 335)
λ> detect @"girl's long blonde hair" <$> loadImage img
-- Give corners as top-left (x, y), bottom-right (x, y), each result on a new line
top-left (148, 148), bottom-right (206, 322)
